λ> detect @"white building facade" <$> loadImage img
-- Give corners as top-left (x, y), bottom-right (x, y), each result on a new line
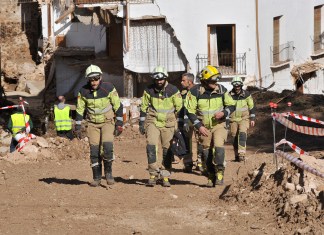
top-left (42, 0), bottom-right (324, 97)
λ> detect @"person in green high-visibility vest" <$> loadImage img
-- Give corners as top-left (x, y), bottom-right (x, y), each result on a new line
top-left (7, 106), bottom-right (33, 152)
top-left (54, 95), bottom-right (73, 140)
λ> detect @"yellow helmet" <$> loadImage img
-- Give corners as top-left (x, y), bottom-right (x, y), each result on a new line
top-left (200, 65), bottom-right (221, 81)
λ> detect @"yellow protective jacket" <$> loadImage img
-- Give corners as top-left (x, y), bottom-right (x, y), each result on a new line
top-left (229, 89), bottom-right (255, 122)
top-left (140, 81), bottom-right (182, 128)
top-left (54, 104), bottom-right (72, 131)
top-left (185, 84), bottom-right (235, 129)
top-left (76, 81), bottom-right (123, 125)
top-left (9, 113), bottom-right (31, 135)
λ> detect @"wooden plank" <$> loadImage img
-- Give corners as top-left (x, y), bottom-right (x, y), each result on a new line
top-left (54, 47), bottom-right (95, 56)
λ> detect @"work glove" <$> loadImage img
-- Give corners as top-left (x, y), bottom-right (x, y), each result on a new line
top-left (139, 121), bottom-right (145, 135)
top-left (114, 121), bottom-right (123, 137)
top-left (183, 118), bottom-right (190, 133)
top-left (74, 124), bottom-right (81, 139)
top-left (225, 117), bottom-right (230, 130)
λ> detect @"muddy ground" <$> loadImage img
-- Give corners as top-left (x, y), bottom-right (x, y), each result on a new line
top-left (0, 89), bottom-right (324, 234)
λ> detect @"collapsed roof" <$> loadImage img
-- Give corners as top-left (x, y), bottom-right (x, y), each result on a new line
top-left (290, 61), bottom-right (324, 80)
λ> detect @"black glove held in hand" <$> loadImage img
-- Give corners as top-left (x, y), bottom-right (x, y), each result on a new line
top-left (139, 121), bottom-right (145, 135)
top-left (74, 124), bottom-right (81, 139)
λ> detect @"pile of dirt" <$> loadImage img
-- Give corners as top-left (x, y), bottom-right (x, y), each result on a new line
top-left (247, 88), bottom-right (324, 151)
top-left (222, 157), bottom-right (324, 234)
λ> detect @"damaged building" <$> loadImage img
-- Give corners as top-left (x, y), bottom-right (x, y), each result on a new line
top-left (1, 0), bottom-right (324, 103)
top-left (41, 0), bottom-right (187, 102)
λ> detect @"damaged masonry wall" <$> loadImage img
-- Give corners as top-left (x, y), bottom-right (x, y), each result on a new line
top-left (0, 0), bottom-right (44, 94)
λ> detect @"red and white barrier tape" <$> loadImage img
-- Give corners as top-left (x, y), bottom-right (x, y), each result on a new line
top-left (19, 98), bottom-right (30, 134)
top-left (0, 104), bottom-right (22, 110)
top-left (272, 113), bottom-right (324, 136)
top-left (275, 150), bottom-right (324, 179)
top-left (275, 139), bottom-right (309, 155)
top-left (281, 112), bottom-right (324, 126)
top-left (16, 133), bottom-right (36, 152)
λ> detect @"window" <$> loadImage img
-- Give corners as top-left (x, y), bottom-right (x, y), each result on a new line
top-left (313, 5), bottom-right (324, 54)
top-left (270, 16), bottom-right (293, 67)
top-left (272, 16), bottom-right (281, 64)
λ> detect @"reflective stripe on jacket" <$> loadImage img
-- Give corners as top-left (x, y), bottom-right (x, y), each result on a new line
top-left (11, 113), bottom-right (30, 135)
top-left (229, 89), bottom-right (255, 122)
top-left (185, 84), bottom-right (235, 129)
top-left (76, 81), bottom-right (123, 124)
top-left (140, 81), bottom-right (182, 128)
top-left (54, 105), bottom-right (72, 131)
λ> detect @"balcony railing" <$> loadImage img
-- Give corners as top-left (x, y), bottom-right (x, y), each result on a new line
top-left (74, 0), bottom-right (153, 4)
top-left (270, 41), bottom-right (294, 66)
top-left (74, 0), bottom-right (122, 3)
top-left (196, 53), bottom-right (246, 75)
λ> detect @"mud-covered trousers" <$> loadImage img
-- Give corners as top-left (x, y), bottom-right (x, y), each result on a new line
top-left (230, 119), bottom-right (249, 158)
top-left (87, 122), bottom-right (115, 181)
top-left (199, 122), bottom-right (228, 176)
top-left (145, 123), bottom-right (175, 177)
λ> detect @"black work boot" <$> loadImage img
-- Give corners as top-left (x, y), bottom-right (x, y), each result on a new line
top-left (215, 166), bottom-right (225, 185)
top-left (183, 162), bottom-right (193, 173)
top-left (147, 175), bottom-right (157, 187)
top-left (104, 161), bottom-right (115, 185)
top-left (90, 166), bottom-right (101, 187)
top-left (238, 153), bottom-right (245, 162)
top-left (162, 148), bottom-right (172, 170)
top-left (162, 177), bottom-right (171, 187)
top-left (206, 173), bottom-right (215, 188)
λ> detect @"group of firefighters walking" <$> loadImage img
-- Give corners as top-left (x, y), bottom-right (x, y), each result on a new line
top-left (7, 63), bottom-right (255, 188)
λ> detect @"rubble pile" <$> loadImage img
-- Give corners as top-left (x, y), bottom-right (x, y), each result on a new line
top-left (0, 128), bottom-right (89, 164)
top-left (224, 155), bottom-right (324, 233)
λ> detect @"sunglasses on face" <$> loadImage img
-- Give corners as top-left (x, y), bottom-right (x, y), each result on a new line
top-left (232, 82), bottom-right (242, 87)
top-left (89, 76), bottom-right (101, 82)
top-left (151, 72), bottom-right (166, 80)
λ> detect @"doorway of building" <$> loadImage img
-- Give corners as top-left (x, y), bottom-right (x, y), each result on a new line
top-left (208, 24), bottom-right (236, 73)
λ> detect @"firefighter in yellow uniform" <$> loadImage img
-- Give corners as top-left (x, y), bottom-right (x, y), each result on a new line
top-left (75, 64), bottom-right (123, 187)
top-left (185, 65), bottom-right (235, 187)
top-left (229, 77), bottom-right (255, 162)
top-left (139, 66), bottom-right (182, 187)
top-left (54, 95), bottom-right (73, 140)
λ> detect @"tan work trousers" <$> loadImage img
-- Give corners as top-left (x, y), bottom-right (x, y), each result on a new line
top-left (199, 122), bottom-right (228, 169)
top-left (230, 119), bottom-right (249, 155)
top-left (87, 122), bottom-right (114, 146)
top-left (146, 123), bottom-right (175, 174)
top-left (199, 122), bottom-right (228, 149)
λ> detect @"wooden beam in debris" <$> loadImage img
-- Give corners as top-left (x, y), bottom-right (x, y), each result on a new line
top-left (54, 47), bottom-right (95, 56)
top-left (55, 3), bottom-right (75, 24)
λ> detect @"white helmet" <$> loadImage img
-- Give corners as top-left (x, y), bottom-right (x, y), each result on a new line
top-left (151, 66), bottom-right (168, 80)
top-left (85, 65), bottom-right (103, 78)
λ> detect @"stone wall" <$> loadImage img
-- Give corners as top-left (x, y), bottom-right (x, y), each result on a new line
top-left (0, 1), bottom-right (42, 87)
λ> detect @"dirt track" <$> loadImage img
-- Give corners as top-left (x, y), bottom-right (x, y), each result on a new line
top-left (1, 90), bottom-right (324, 234)
top-left (0, 124), bottom-right (323, 234)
